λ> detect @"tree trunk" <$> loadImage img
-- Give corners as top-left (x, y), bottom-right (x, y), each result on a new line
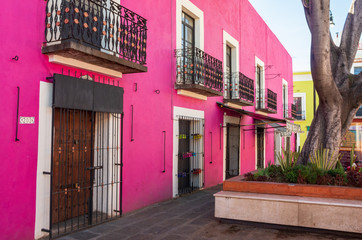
top-left (298, 0), bottom-right (362, 164)
top-left (299, 103), bottom-right (341, 164)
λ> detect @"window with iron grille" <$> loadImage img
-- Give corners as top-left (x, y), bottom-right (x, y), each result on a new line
top-left (177, 116), bottom-right (204, 195)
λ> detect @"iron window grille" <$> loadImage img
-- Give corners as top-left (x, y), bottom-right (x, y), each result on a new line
top-left (224, 72), bottom-right (254, 103)
top-left (283, 103), bottom-right (297, 119)
top-left (45, 0), bottom-right (147, 65)
top-left (49, 109), bottom-right (122, 238)
top-left (267, 89), bottom-right (277, 112)
top-left (177, 116), bottom-right (205, 195)
top-left (291, 103), bottom-right (297, 119)
top-left (175, 47), bottom-right (223, 93)
top-left (256, 88), bottom-right (277, 113)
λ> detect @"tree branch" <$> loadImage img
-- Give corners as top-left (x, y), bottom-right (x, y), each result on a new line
top-left (301, 0), bottom-right (312, 31)
top-left (309, 0), bottom-right (341, 105)
top-left (340, 0), bottom-right (362, 70)
top-left (302, 0), bottom-right (339, 73)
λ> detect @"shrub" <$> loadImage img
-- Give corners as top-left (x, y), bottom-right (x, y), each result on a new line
top-left (244, 172), bottom-right (254, 181)
top-left (284, 167), bottom-right (298, 183)
top-left (276, 148), bottom-right (299, 172)
top-left (265, 164), bottom-right (283, 179)
top-left (347, 171), bottom-right (362, 187)
top-left (255, 175), bottom-right (268, 182)
top-left (309, 148), bottom-right (341, 171)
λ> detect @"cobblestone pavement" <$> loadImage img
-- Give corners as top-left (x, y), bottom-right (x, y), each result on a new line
top-left (58, 185), bottom-right (362, 240)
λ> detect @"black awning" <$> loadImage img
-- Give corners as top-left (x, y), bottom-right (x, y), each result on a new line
top-left (53, 74), bottom-right (124, 113)
top-left (217, 102), bottom-right (286, 123)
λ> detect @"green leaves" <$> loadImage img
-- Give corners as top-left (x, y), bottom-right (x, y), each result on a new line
top-left (309, 148), bottom-right (342, 171)
top-left (276, 148), bottom-right (300, 172)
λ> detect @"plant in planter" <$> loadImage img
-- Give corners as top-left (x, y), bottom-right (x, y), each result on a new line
top-left (244, 148), bottom-right (362, 188)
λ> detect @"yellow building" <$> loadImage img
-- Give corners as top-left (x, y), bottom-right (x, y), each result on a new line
top-left (293, 72), bottom-right (319, 149)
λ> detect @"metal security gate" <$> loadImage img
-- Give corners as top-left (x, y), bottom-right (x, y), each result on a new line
top-left (50, 109), bottom-right (122, 237)
top-left (45, 74), bottom-right (124, 238)
top-left (226, 123), bottom-right (240, 179)
top-left (177, 116), bottom-right (204, 195)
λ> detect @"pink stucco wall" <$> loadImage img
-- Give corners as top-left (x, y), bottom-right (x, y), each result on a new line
top-left (0, 0), bottom-right (293, 239)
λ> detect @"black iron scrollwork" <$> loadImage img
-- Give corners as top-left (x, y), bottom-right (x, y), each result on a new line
top-left (45, 0), bottom-right (147, 65)
top-left (175, 47), bottom-right (223, 93)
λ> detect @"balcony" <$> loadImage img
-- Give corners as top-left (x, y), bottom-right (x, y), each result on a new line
top-left (42, 0), bottom-right (147, 77)
top-left (175, 47), bottom-right (223, 97)
top-left (256, 88), bottom-right (277, 114)
top-left (224, 72), bottom-right (254, 107)
top-left (295, 110), bottom-right (306, 120)
top-left (283, 104), bottom-right (297, 120)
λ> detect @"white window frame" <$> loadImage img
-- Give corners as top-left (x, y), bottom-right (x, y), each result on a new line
top-left (223, 31), bottom-right (239, 99)
top-left (176, 0), bottom-right (204, 50)
top-left (255, 56), bottom-right (265, 109)
top-left (294, 92), bottom-right (306, 120)
top-left (282, 79), bottom-right (288, 118)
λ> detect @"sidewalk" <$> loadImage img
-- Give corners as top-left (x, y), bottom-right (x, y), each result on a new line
top-left (58, 185), bottom-right (361, 240)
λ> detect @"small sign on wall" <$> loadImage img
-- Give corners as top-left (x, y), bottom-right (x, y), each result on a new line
top-left (20, 117), bottom-right (35, 124)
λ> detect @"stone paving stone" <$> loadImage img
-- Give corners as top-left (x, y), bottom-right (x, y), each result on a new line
top-left (189, 216), bottom-right (215, 226)
top-left (116, 225), bottom-right (143, 235)
top-left (160, 234), bottom-right (189, 240)
top-left (95, 231), bottom-right (127, 240)
top-left (170, 225), bottom-right (200, 235)
top-left (151, 212), bottom-right (173, 221)
top-left (56, 185), bottom-right (361, 240)
top-left (65, 230), bottom-right (99, 240)
top-left (56, 236), bottom-right (77, 240)
top-left (179, 211), bottom-right (204, 220)
top-left (135, 217), bottom-right (165, 229)
top-left (125, 233), bottom-right (156, 240)
top-left (143, 225), bottom-right (171, 235)
top-left (87, 223), bottom-right (118, 234)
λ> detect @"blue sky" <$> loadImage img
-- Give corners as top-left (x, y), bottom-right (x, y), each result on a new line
top-left (248, 0), bottom-right (352, 72)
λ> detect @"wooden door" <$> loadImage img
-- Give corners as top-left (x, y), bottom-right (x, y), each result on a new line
top-left (52, 109), bottom-right (93, 224)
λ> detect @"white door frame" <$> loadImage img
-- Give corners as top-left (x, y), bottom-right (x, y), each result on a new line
top-left (172, 106), bottom-right (204, 197)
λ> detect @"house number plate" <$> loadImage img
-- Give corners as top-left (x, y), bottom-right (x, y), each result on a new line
top-left (20, 117), bottom-right (35, 124)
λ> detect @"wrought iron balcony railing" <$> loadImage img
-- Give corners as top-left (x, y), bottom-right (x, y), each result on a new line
top-left (45, 0), bottom-right (147, 65)
top-left (283, 104), bottom-right (297, 119)
top-left (295, 110), bottom-right (306, 120)
top-left (291, 104), bottom-right (297, 119)
top-left (175, 47), bottom-right (223, 95)
top-left (224, 72), bottom-right (254, 105)
top-left (256, 88), bottom-right (277, 113)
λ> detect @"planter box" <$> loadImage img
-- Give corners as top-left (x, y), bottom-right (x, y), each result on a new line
top-left (214, 176), bottom-right (362, 234)
top-left (223, 175), bottom-right (362, 201)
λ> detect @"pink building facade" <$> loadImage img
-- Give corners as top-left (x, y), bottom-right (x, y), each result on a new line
top-left (0, 0), bottom-right (297, 239)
